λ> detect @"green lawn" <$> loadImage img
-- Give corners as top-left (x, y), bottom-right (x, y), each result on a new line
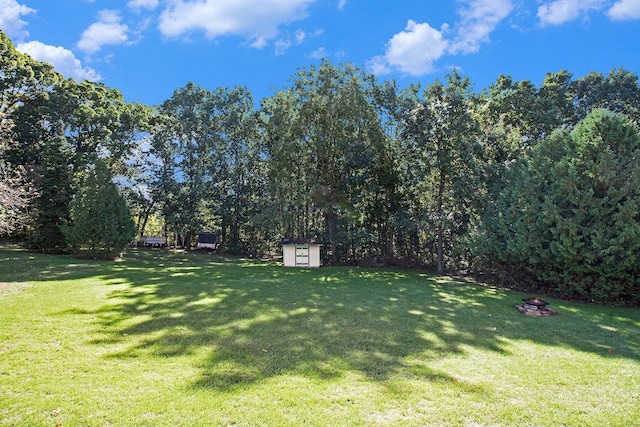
top-left (1, 243), bottom-right (638, 426)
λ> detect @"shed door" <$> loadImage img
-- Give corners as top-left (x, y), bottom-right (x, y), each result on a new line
top-left (295, 246), bottom-right (309, 267)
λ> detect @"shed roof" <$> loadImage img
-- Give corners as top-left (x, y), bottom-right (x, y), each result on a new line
top-left (281, 237), bottom-right (320, 245)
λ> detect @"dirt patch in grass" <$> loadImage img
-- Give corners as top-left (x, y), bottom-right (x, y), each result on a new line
top-left (0, 282), bottom-right (30, 296)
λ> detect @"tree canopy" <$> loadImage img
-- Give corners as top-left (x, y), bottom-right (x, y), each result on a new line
top-left (2, 29), bottom-right (639, 303)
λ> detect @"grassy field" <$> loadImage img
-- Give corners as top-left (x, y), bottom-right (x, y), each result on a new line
top-left (0, 243), bottom-right (638, 426)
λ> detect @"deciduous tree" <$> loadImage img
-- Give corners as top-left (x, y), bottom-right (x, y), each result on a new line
top-left (263, 60), bottom-right (384, 262)
top-left (403, 70), bottom-right (481, 273)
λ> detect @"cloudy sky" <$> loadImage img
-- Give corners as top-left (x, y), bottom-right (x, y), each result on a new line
top-left (2, 0), bottom-right (639, 105)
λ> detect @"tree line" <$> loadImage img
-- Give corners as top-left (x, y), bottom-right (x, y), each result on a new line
top-left (1, 30), bottom-right (639, 304)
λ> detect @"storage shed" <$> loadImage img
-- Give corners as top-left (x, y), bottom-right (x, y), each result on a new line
top-left (282, 238), bottom-right (322, 268)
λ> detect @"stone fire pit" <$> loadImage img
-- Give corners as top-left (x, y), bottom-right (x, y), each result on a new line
top-left (515, 297), bottom-right (559, 316)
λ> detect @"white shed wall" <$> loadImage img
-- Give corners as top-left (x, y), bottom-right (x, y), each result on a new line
top-left (282, 244), bottom-right (321, 268)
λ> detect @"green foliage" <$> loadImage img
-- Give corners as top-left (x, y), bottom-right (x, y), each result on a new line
top-left (154, 83), bottom-right (213, 247)
top-left (261, 60), bottom-right (385, 262)
top-left (481, 110), bottom-right (640, 303)
top-left (4, 25), bottom-right (640, 302)
top-left (403, 70), bottom-right (482, 273)
top-left (45, 79), bottom-right (145, 176)
top-left (570, 68), bottom-right (640, 124)
top-left (64, 160), bottom-right (136, 260)
top-left (0, 30), bottom-right (60, 237)
top-left (1, 30), bottom-right (147, 246)
top-left (150, 84), bottom-right (262, 251)
top-left (211, 86), bottom-right (262, 254)
top-left (1, 30), bottom-right (61, 169)
top-left (27, 130), bottom-right (74, 253)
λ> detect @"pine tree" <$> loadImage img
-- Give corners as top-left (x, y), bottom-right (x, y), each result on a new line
top-left (483, 109), bottom-right (640, 303)
top-left (64, 159), bottom-right (136, 260)
top-left (27, 130), bottom-right (73, 253)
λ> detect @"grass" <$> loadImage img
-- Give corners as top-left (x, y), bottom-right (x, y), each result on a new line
top-left (0, 243), bottom-right (638, 427)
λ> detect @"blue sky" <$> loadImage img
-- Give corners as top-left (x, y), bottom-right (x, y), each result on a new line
top-left (3, 0), bottom-right (640, 106)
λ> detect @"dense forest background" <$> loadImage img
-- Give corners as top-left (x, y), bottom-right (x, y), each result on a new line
top-left (1, 30), bottom-right (639, 304)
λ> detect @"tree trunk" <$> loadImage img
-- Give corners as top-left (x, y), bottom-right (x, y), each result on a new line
top-left (220, 226), bottom-right (227, 252)
top-left (437, 221), bottom-right (444, 274)
top-left (185, 228), bottom-right (192, 250)
top-left (386, 216), bottom-right (394, 259)
top-left (326, 210), bottom-right (339, 264)
top-left (138, 202), bottom-right (154, 237)
top-left (436, 169), bottom-right (446, 275)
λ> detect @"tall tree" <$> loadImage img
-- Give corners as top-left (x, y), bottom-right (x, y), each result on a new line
top-left (370, 80), bottom-right (414, 259)
top-left (1, 29), bottom-right (59, 162)
top-left (0, 111), bottom-right (33, 236)
top-left (156, 83), bottom-right (217, 247)
top-left (481, 109), bottom-right (640, 303)
top-left (0, 30), bottom-right (59, 237)
top-left (44, 79), bottom-right (146, 176)
top-left (146, 113), bottom-right (181, 243)
top-left (2, 31), bottom-right (147, 246)
top-left (64, 159), bottom-right (136, 260)
top-left (569, 68), bottom-right (640, 124)
top-left (27, 126), bottom-right (73, 252)
top-left (262, 60), bottom-right (384, 263)
top-left (260, 89), bottom-right (316, 243)
top-left (209, 86), bottom-right (261, 253)
top-left (404, 70), bottom-right (481, 273)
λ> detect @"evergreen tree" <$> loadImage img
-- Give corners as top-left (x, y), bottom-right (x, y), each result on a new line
top-left (64, 159), bottom-right (136, 260)
top-left (480, 109), bottom-right (640, 303)
top-left (27, 129), bottom-right (73, 253)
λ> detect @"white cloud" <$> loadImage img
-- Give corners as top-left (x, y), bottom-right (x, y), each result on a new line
top-left (17, 41), bottom-right (102, 81)
top-left (158, 0), bottom-right (316, 47)
top-left (250, 37), bottom-right (268, 49)
top-left (0, 0), bottom-right (36, 39)
top-left (274, 38), bottom-right (291, 55)
top-left (607, 0), bottom-right (640, 20)
top-left (338, 0), bottom-right (346, 10)
top-left (369, 1), bottom-right (513, 77)
top-left (537, 0), bottom-right (607, 26)
top-left (310, 46), bottom-right (328, 59)
top-left (274, 29), bottom-right (308, 55)
top-left (294, 29), bottom-right (307, 44)
top-left (77, 9), bottom-right (131, 54)
top-left (127, 0), bottom-right (159, 11)
top-left (368, 20), bottom-right (448, 76)
top-left (449, 0), bottom-right (514, 54)
top-left (367, 55), bottom-right (391, 75)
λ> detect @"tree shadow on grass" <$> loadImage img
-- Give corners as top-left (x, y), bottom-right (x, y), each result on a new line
top-left (55, 248), bottom-right (640, 393)
top-left (0, 242), bottom-right (107, 283)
